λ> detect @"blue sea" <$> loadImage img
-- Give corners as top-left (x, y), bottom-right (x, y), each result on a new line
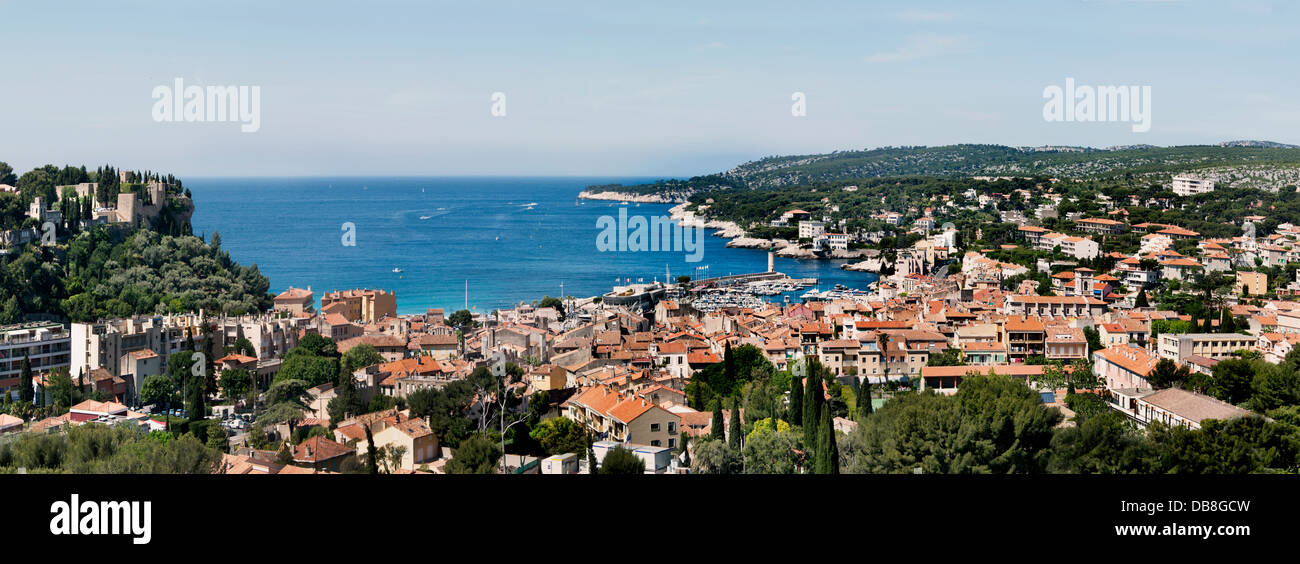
top-left (189, 177), bottom-right (879, 315)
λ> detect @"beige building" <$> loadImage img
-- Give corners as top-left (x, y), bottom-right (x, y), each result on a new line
top-left (1235, 271), bottom-right (1266, 296)
top-left (1110, 387), bottom-right (1249, 430)
top-left (349, 412), bottom-right (439, 470)
top-left (1157, 333), bottom-right (1255, 362)
top-left (1045, 326), bottom-right (1088, 362)
top-left (321, 288), bottom-right (397, 325)
top-left (273, 286), bottom-right (315, 314)
top-left (71, 314), bottom-right (205, 398)
top-left (564, 386), bottom-right (682, 449)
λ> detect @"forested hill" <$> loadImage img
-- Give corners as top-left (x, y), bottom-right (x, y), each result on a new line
top-left (589, 143), bottom-right (1300, 196)
top-left (0, 161), bottom-right (274, 323)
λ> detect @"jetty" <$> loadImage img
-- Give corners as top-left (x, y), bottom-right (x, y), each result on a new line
top-left (691, 271), bottom-right (815, 289)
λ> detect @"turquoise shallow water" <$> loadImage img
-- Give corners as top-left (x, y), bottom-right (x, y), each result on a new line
top-left (189, 177), bottom-right (879, 314)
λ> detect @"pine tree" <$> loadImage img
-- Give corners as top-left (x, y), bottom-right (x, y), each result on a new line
top-left (711, 399), bottom-right (725, 441)
top-left (727, 398), bottom-right (742, 450)
top-left (789, 375), bottom-right (803, 426)
top-left (1134, 288), bottom-right (1148, 308)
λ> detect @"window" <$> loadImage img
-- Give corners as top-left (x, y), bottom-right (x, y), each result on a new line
top-left (668, 422), bottom-right (676, 433)
top-left (650, 440), bottom-right (661, 446)
top-left (668, 439), bottom-right (675, 448)
top-left (650, 423), bottom-right (660, 432)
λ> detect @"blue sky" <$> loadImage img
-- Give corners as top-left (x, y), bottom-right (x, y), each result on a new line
top-left (1, 0), bottom-right (1297, 176)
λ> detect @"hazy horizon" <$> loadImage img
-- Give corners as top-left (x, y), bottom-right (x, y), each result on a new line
top-left (3, 0), bottom-right (1298, 177)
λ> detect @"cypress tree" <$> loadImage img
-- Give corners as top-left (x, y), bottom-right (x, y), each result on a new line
top-left (789, 375), bottom-right (803, 426)
top-left (802, 361), bottom-right (823, 450)
top-left (857, 379), bottom-right (873, 420)
top-left (727, 398), bottom-right (742, 450)
top-left (1220, 309), bottom-right (1236, 334)
top-left (816, 409), bottom-right (839, 475)
top-left (364, 426), bottom-right (379, 474)
top-left (585, 432), bottom-right (597, 472)
top-left (723, 341), bottom-right (734, 387)
top-left (710, 399), bottom-right (725, 442)
top-left (680, 433), bottom-right (690, 468)
top-left (18, 355), bottom-right (33, 404)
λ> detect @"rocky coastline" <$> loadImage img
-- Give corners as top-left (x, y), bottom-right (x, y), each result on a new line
top-left (665, 203), bottom-right (872, 262)
top-left (577, 190), bottom-right (687, 204)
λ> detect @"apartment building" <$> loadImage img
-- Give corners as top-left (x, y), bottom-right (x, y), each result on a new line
top-left (817, 339), bottom-right (861, 376)
top-left (960, 341), bottom-right (1008, 365)
top-left (1058, 235), bottom-right (1100, 260)
top-left (0, 322), bottom-right (71, 397)
top-left (1093, 345), bottom-right (1159, 390)
top-left (71, 314), bottom-right (205, 399)
top-left (820, 232), bottom-right (850, 251)
top-left (1109, 387), bottom-right (1249, 430)
top-left (1074, 217), bottom-right (1126, 235)
top-left (1171, 175), bottom-right (1215, 197)
top-left (1002, 316), bottom-right (1046, 363)
top-left (272, 286), bottom-right (315, 314)
top-left (1018, 225), bottom-right (1051, 247)
top-left (1235, 271), bottom-right (1267, 296)
top-left (71, 313), bottom-right (299, 402)
top-left (1044, 326), bottom-right (1088, 362)
top-left (213, 315), bottom-right (303, 360)
top-left (919, 364), bottom-right (1049, 395)
top-left (347, 411), bottom-right (440, 470)
top-left (1157, 333), bottom-right (1255, 362)
top-left (1004, 295), bottom-right (1107, 318)
top-left (564, 385), bottom-right (682, 449)
top-left (320, 288), bottom-right (397, 325)
top-left (853, 333), bottom-right (930, 383)
top-left (798, 220), bottom-right (825, 239)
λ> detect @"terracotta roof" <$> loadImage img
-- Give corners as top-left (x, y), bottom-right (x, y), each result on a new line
top-left (217, 353), bottom-right (258, 364)
top-left (1094, 345), bottom-right (1159, 378)
top-left (921, 364), bottom-right (1048, 378)
top-left (292, 436), bottom-right (354, 463)
top-left (1143, 388), bottom-right (1250, 425)
top-left (274, 287), bottom-right (313, 300)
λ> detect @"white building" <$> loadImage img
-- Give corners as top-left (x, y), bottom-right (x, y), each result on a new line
top-left (1172, 175), bottom-right (1215, 197)
top-left (1, 322), bottom-right (71, 398)
top-left (820, 232), bottom-right (850, 251)
top-left (798, 220), bottom-right (825, 239)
